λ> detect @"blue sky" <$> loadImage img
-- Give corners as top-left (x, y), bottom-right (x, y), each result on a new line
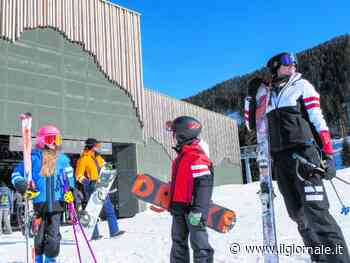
top-left (111, 0), bottom-right (349, 99)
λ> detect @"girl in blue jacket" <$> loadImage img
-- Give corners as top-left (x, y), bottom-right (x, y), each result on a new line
top-left (11, 125), bottom-right (75, 263)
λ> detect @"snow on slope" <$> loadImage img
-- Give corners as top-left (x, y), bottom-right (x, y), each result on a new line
top-left (1, 169), bottom-right (350, 263)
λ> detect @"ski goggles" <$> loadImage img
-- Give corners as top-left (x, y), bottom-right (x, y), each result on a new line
top-left (280, 53), bottom-right (297, 66)
top-left (44, 134), bottom-right (62, 146)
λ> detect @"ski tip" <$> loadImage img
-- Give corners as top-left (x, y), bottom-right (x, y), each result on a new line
top-left (19, 112), bottom-right (32, 120)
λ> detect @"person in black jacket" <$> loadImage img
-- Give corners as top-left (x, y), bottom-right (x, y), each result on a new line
top-left (250, 52), bottom-right (349, 263)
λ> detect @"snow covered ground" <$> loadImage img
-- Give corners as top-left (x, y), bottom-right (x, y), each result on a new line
top-left (1, 169), bottom-right (350, 263)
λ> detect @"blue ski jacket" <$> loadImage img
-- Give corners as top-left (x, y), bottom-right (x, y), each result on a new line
top-left (11, 149), bottom-right (75, 212)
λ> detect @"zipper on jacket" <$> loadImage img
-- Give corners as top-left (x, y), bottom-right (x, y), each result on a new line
top-left (270, 74), bottom-right (302, 153)
top-left (272, 73), bottom-right (301, 109)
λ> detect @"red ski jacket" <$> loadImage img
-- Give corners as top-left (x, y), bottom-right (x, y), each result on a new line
top-left (169, 140), bottom-right (213, 216)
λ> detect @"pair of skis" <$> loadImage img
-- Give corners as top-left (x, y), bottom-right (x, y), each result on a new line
top-left (19, 113), bottom-right (36, 263)
top-left (245, 84), bottom-right (279, 263)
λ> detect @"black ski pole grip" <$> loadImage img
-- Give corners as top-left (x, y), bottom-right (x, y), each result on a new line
top-left (292, 153), bottom-right (325, 173)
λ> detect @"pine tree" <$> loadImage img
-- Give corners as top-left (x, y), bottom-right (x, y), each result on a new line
top-left (341, 138), bottom-right (350, 167)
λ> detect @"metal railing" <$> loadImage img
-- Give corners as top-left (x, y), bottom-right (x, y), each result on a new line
top-left (240, 145), bottom-right (257, 183)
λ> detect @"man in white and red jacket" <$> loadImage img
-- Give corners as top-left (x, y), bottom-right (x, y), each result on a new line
top-left (166, 116), bottom-right (214, 263)
top-left (247, 52), bottom-right (349, 263)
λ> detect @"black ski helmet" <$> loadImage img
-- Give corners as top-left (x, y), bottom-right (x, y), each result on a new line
top-left (266, 52), bottom-right (297, 76)
top-left (167, 116), bottom-right (202, 144)
top-left (85, 138), bottom-right (100, 149)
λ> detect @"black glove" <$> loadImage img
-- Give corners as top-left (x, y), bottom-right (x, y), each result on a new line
top-left (14, 179), bottom-right (27, 195)
top-left (322, 155), bottom-right (336, 180)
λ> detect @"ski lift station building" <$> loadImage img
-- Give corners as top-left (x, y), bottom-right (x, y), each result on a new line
top-left (0, 0), bottom-right (242, 217)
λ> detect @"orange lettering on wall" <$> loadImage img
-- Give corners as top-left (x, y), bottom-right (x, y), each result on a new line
top-left (217, 210), bottom-right (235, 233)
top-left (131, 174), bottom-right (154, 198)
top-left (154, 183), bottom-right (170, 209)
top-left (206, 206), bottom-right (220, 228)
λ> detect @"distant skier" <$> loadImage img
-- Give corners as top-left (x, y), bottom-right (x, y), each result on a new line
top-left (261, 52), bottom-right (350, 262)
top-left (166, 116), bottom-right (214, 263)
top-left (75, 138), bottom-right (124, 240)
top-left (11, 125), bottom-right (75, 263)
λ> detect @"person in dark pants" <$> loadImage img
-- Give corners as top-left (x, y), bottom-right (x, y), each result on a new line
top-left (248, 52), bottom-right (350, 263)
top-left (11, 124), bottom-right (75, 263)
top-left (166, 116), bottom-right (214, 263)
top-left (75, 138), bottom-right (124, 240)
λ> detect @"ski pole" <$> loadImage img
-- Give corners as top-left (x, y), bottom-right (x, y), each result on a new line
top-left (334, 176), bottom-right (350, 186)
top-left (70, 207), bottom-right (82, 263)
top-left (329, 180), bottom-right (350, 215)
top-left (63, 175), bottom-right (98, 263)
top-left (292, 153), bottom-right (325, 173)
top-left (330, 174), bottom-right (350, 215)
top-left (292, 153), bottom-right (350, 215)
top-left (330, 180), bottom-right (346, 208)
top-left (75, 214), bottom-right (98, 263)
top-left (62, 176), bottom-right (83, 263)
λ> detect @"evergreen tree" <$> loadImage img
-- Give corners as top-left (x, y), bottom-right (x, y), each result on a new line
top-left (341, 138), bottom-right (350, 167)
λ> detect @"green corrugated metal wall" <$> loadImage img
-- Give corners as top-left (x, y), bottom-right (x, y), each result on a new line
top-left (137, 139), bottom-right (243, 185)
top-left (137, 139), bottom-right (172, 182)
top-left (0, 28), bottom-right (142, 143)
top-left (214, 159), bottom-right (243, 185)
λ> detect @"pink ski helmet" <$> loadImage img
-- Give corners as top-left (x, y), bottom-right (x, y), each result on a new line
top-left (35, 124), bottom-right (62, 149)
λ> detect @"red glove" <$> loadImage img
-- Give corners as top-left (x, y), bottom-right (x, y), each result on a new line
top-left (319, 130), bottom-right (333, 155)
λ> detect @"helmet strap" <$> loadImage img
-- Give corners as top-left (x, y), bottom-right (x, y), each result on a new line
top-left (174, 138), bottom-right (197, 151)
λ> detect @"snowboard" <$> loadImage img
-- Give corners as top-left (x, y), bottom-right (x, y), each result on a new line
top-left (255, 84), bottom-right (279, 262)
top-left (131, 173), bottom-right (236, 233)
top-left (79, 166), bottom-right (117, 240)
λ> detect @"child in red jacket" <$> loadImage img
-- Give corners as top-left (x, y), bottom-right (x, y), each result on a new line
top-left (166, 116), bottom-right (214, 263)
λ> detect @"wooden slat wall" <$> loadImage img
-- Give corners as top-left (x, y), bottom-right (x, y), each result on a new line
top-left (144, 89), bottom-right (240, 166)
